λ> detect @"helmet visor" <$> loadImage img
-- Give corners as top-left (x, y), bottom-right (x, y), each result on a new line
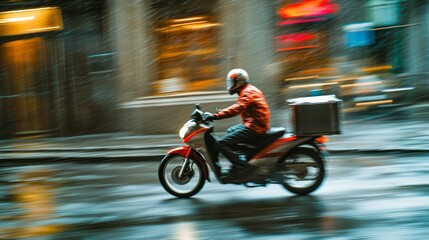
top-left (226, 77), bottom-right (234, 91)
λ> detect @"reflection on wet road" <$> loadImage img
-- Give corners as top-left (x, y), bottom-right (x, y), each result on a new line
top-left (0, 168), bottom-right (65, 239)
top-left (0, 153), bottom-right (428, 239)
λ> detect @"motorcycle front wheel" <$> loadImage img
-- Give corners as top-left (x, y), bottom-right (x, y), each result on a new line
top-left (158, 154), bottom-right (205, 198)
top-left (279, 147), bottom-right (325, 195)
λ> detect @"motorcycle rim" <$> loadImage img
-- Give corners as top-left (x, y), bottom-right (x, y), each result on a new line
top-left (280, 147), bottom-right (325, 195)
top-left (159, 154), bottom-right (205, 198)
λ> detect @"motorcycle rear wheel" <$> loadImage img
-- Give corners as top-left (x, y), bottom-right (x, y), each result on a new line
top-left (280, 147), bottom-right (325, 195)
top-left (158, 154), bottom-right (205, 198)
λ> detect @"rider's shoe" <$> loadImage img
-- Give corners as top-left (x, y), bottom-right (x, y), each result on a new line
top-left (219, 174), bottom-right (242, 184)
top-left (220, 163), bottom-right (257, 184)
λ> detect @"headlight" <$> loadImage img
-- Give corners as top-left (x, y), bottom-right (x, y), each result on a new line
top-left (179, 120), bottom-right (197, 140)
top-left (179, 125), bottom-right (188, 139)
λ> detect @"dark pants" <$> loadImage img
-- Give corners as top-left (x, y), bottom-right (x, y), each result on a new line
top-left (216, 124), bottom-right (262, 166)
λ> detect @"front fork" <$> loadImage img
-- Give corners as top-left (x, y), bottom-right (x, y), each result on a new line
top-left (167, 146), bottom-right (211, 182)
top-left (178, 147), bottom-right (192, 178)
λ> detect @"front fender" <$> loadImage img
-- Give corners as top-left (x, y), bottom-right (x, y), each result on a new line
top-left (164, 146), bottom-right (210, 182)
top-left (167, 146), bottom-right (191, 156)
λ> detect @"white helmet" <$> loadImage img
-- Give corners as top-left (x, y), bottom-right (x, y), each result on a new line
top-left (226, 68), bottom-right (249, 95)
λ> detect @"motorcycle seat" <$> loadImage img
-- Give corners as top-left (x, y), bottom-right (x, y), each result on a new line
top-left (259, 127), bottom-right (286, 145)
top-left (237, 127), bottom-right (286, 150)
top-left (266, 127), bottom-right (287, 138)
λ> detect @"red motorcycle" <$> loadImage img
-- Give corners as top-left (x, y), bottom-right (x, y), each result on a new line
top-left (159, 104), bottom-right (328, 198)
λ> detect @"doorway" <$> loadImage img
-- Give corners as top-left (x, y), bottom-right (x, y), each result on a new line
top-left (0, 37), bottom-right (54, 138)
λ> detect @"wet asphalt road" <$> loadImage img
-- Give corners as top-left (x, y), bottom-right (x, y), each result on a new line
top-left (0, 153), bottom-right (428, 240)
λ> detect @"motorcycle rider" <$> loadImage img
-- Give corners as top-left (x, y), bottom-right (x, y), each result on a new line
top-left (204, 68), bottom-right (271, 180)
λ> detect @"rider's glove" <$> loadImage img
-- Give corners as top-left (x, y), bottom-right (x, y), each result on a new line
top-left (203, 112), bottom-right (216, 121)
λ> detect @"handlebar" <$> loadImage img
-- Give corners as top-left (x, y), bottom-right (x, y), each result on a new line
top-left (191, 104), bottom-right (214, 123)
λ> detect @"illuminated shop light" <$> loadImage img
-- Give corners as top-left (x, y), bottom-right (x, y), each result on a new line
top-left (361, 65), bottom-right (393, 72)
top-left (0, 7), bottom-right (63, 36)
top-left (278, 0), bottom-right (339, 19)
top-left (159, 48), bottom-right (217, 59)
top-left (183, 22), bottom-right (222, 30)
top-left (275, 33), bottom-right (316, 43)
top-left (284, 75), bottom-right (319, 81)
top-left (169, 16), bottom-right (207, 23)
top-left (328, 77), bottom-right (356, 83)
top-left (382, 87), bottom-right (414, 93)
top-left (157, 16), bottom-right (221, 32)
top-left (341, 81), bottom-right (383, 88)
top-left (289, 82), bottom-right (338, 89)
top-left (156, 22), bottom-right (221, 32)
top-left (0, 16), bottom-right (35, 24)
top-left (277, 18), bottom-right (326, 25)
top-left (356, 99), bottom-right (393, 107)
top-left (169, 21), bottom-right (208, 28)
top-left (277, 45), bottom-right (319, 51)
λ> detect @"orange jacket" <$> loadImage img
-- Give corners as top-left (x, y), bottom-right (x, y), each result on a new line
top-left (214, 84), bottom-right (270, 134)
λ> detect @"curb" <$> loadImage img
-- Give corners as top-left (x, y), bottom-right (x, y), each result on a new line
top-left (1, 148), bottom-right (428, 164)
top-left (0, 144), bottom-right (180, 153)
top-left (328, 149), bottom-right (429, 154)
top-left (0, 155), bottom-right (166, 164)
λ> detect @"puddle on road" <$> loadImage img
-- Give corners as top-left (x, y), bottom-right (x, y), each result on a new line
top-left (0, 168), bottom-right (67, 239)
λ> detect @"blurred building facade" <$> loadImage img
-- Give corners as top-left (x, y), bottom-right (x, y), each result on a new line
top-left (0, 0), bottom-right (428, 138)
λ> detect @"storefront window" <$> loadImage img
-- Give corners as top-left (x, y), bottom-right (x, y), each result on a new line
top-left (276, 0), bottom-right (412, 110)
top-left (369, 27), bottom-right (404, 73)
top-left (150, 0), bottom-right (223, 95)
top-left (276, 0), bottom-right (339, 98)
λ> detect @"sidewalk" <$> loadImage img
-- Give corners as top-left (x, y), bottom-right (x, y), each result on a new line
top-left (0, 111), bottom-right (428, 162)
top-left (0, 133), bottom-right (181, 162)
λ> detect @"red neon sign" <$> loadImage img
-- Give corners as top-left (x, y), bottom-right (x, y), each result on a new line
top-left (277, 18), bottom-right (326, 26)
top-left (275, 33), bottom-right (316, 44)
top-left (278, 0), bottom-right (339, 19)
top-left (275, 32), bottom-right (319, 51)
